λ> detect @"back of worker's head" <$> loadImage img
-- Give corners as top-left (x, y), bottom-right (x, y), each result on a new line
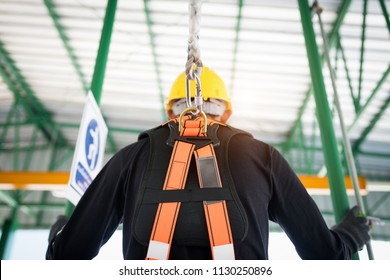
top-left (165, 66), bottom-right (232, 123)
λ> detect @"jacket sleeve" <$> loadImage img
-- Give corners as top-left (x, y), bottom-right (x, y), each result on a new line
top-left (267, 146), bottom-right (352, 260)
top-left (46, 141), bottom-right (146, 260)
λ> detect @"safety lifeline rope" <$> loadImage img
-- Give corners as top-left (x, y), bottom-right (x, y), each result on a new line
top-left (312, 0), bottom-right (380, 260)
top-left (145, 113), bottom-right (235, 260)
top-left (185, 0), bottom-right (203, 113)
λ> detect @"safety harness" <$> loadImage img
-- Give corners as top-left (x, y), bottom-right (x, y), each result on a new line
top-left (133, 115), bottom-right (249, 260)
top-left (146, 115), bottom-right (235, 260)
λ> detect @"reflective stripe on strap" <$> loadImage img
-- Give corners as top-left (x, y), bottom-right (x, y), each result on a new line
top-left (146, 141), bottom-right (195, 260)
top-left (146, 240), bottom-right (170, 260)
top-left (213, 244), bottom-right (235, 260)
top-left (195, 144), bottom-right (235, 260)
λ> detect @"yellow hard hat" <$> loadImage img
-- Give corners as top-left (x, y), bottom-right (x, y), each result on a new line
top-left (165, 66), bottom-right (232, 113)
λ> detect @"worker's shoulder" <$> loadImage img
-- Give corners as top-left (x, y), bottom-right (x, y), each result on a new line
top-left (221, 124), bottom-right (252, 138)
top-left (137, 123), bottom-right (170, 141)
top-left (222, 124), bottom-right (265, 145)
top-left (223, 124), bottom-right (276, 155)
top-left (116, 135), bottom-right (150, 156)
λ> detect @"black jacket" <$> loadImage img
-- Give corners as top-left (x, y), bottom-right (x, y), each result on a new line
top-left (46, 123), bottom-right (351, 259)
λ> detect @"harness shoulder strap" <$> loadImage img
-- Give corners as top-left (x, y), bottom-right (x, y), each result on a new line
top-left (146, 140), bottom-right (194, 260)
top-left (194, 143), bottom-right (235, 259)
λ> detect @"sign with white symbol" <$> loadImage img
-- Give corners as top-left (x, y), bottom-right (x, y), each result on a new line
top-left (66, 91), bottom-right (108, 205)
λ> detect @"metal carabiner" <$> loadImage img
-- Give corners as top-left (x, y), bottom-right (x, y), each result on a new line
top-left (185, 78), bottom-right (193, 108)
top-left (185, 64), bottom-right (203, 114)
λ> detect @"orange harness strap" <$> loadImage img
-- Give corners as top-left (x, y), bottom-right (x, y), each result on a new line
top-left (146, 117), bottom-right (235, 260)
top-left (145, 141), bottom-right (195, 260)
top-left (195, 144), bottom-right (235, 259)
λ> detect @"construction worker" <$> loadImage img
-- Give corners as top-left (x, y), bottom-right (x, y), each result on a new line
top-left (46, 66), bottom-right (370, 260)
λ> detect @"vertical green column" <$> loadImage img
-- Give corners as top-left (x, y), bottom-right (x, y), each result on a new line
top-left (0, 209), bottom-right (19, 259)
top-left (297, 0), bottom-right (350, 223)
top-left (65, 0), bottom-right (117, 216)
top-left (90, 0), bottom-right (117, 105)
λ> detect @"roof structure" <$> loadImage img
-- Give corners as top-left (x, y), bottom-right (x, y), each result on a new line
top-left (0, 0), bottom-right (389, 257)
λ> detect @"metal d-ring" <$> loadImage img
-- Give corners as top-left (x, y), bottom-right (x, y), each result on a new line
top-left (179, 106), bottom-right (207, 134)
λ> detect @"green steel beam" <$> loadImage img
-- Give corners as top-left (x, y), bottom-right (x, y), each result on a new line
top-left (0, 41), bottom-right (67, 147)
top-left (229, 0), bottom-right (243, 96)
top-left (323, 0), bottom-right (353, 50)
top-left (357, 0), bottom-right (368, 111)
top-left (298, 120), bottom-right (311, 172)
top-left (348, 65), bottom-right (390, 133)
top-left (0, 191), bottom-right (36, 217)
top-left (65, 0), bottom-right (118, 217)
top-left (368, 192), bottom-right (390, 214)
top-left (0, 209), bottom-right (18, 259)
top-left (0, 203), bottom-right (65, 210)
top-left (0, 65), bottom-right (49, 142)
top-left (22, 127), bottom-right (38, 170)
top-left (90, 0), bottom-right (118, 153)
top-left (35, 192), bottom-right (50, 227)
top-left (337, 36), bottom-right (357, 113)
top-left (287, 88), bottom-right (313, 146)
top-left (378, 0), bottom-right (390, 34)
top-left (0, 101), bottom-right (17, 151)
top-left (313, 65), bottom-right (389, 172)
top-left (0, 120), bottom-right (143, 137)
top-left (0, 120), bottom-right (33, 127)
top-left (358, 150), bottom-right (390, 159)
top-left (298, 0), bottom-right (351, 227)
top-left (58, 121), bottom-right (143, 134)
top-left (44, 0), bottom-right (89, 93)
top-left (315, 65), bottom-right (389, 178)
top-left (35, 146), bottom-right (59, 226)
top-left (352, 93), bottom-right (390, 151)
top-left (44, 0), bottom-right (117, 153)
top-left (287, 0), bottom-right (352, 145)
top-left (89, 0), bottom-right (119, 153)
top-left (0, 191), bottom-right (18, 209)
top-left (279, 142), bottom-right (390, 161)
top-left (0, 144), bottom-right (70, 152)
top-left (51, 149), bottom-right (74, 171)
top-left (309, 116), bottom-right (318, 174)
top-left (105, 123), bottom-right (118, 153)
top-left (143, 0), bottom-right (168, 122)
top-left (90, 0), bottom-right (117, 104)
top-left (13, 102), bottom-right (21, 171)
top-left (0, 46), bottom-right (44, 116)
top-left (0, 121), bottom-right (145, 154)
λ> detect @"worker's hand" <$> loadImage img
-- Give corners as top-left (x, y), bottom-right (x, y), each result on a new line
top-left (331, 205), bottom-right (371, 253)
top-left (48, 215), bottom-right (69, 243)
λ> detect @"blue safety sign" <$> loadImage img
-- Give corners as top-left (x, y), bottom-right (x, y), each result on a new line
top-left (67, 92), bottom-right (108, 205)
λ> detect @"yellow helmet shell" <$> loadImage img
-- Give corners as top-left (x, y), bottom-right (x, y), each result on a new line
top-left (165, 66), bottom-right (232, 113)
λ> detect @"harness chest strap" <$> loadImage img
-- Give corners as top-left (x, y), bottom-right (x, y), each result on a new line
top-left (146, 117), bottom-right (235, 260)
